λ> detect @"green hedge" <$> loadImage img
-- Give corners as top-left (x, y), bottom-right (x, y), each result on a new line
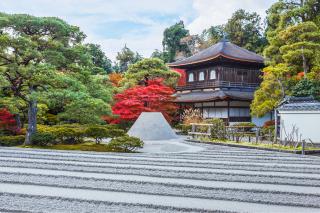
top-left (108, 135), bottom-right (143, 152)
top-left (175, 124), bottom-right (191, 135)
top-left (37, 124), bottom-right (125, 145)
top-left (0, 135), bottom-right (25, 146)
top-left (85, 126), bottom-right (125, 144)
top-left (31, 132), bottom-right (57, 146)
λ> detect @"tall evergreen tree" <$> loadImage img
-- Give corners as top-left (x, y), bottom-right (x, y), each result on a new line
top-left (0, 13), bottom-right (112, 144)
top-left (162, 21), bottom-right (190, 62)
top-left (116, 45), bottom-right (142, 72)
top-left (86, 43), bottom-right (112, 74)
top-left (224, 9), bottom-right (267, 54)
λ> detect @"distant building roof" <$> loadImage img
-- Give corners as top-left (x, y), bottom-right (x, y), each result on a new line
top-left (277, 96), bottom-right (320, 111)
top-left (174, 90), bottom-right (254, 103)
top-left (168, 39), bottom-right (264, 68)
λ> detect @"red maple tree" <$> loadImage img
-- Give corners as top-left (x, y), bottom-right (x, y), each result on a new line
top-left (172, 68), bottom-right (186, 86)
top-left (110, 78), bottom-right (177, 123)
top-left (0, 108), bottom-right (20, 134)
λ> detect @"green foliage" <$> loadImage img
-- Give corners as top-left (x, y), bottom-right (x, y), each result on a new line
top-left (0, 135), bottom-right (25, 146)
top-left (175, 124), bottom-right (191, 135)
top-left (232, 122), bottom-right (256, 127)
top-left (253, 0), bottom-right (320, 117)
top-left (85, 126), bottom-right (109, 144)
top-left (38, 124), bottom-right (86, 144)
top-left (205, 118), bottom-right (226, 140)
top-left (292, 78), bottom-right (320, 99)
top-left (86, 43), bottom-right (112, 74)
top-left (116, 45), bottom-right (143, 72)
top-left (123, 58), bottom-right (180, 88)
top-left (37, 124), bottom-right (125, 145)
top-left (279, 22), bottom-right (320, 74)
top-left (162, 21), bottom-right (190, 62)
top-left (224, 9), bottom-right (267, 54)
top-left (251, 64), bottom-right (289, 117)
top-left (108, 135), bottom-right (143, 152)
top-left (200, 25), bottom-right (225, 49)
top-left (31, 132), bottom-right (56, 146)
top-left (85, 125), bottom-right (125, 144)
top-left (199, 9), bottom-right (266, 54)
top-left (0, 13), bottom-right (113, 144)
top-left (150, 49), bottom-right (170, 63)
top-left (264, 0), bottom-right (320, 66)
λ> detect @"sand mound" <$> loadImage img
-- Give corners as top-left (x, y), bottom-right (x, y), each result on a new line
top-left (128, 112), bottom-right (178, 141)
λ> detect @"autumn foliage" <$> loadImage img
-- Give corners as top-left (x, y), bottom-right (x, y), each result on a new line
top-left (172, 68), bottom-right (186, 86)
top-left (110, 78), bottom-right (177, 123)
top-left (108, 72), bottom-right (123, 87)
top-left (0, 108), bottom-right (20, 134)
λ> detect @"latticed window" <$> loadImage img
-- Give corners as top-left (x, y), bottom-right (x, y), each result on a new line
top-left (188, 73), bottom-right (194, 82)
top-left (210, 70), bottom-right (216, 79)
top-left (199, 71), bottom-right (205, 81)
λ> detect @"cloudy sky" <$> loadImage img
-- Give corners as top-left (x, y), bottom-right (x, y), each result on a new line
top-left (0, 0), bottom-right (276, 60)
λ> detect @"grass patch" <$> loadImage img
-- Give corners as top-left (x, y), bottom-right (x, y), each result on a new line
top-left (195, 137), bottom-right (320, 151)
top-left (20, 142), bottom-right (124, 152)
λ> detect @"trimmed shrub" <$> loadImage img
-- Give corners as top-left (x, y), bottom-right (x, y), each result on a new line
top-left (85, 125), bottom-right (125, 144)
top-left (205, 118), bottom-right (226, 140)
top-left (108, 135), bottom-right (143, 152)
top-left (85, 126), bottom-right (110, 144)
top-left (104, 126), bottom-right (125, 138)
top-left (175, 124), bottom-right (192, 135)
top-left (232, 122), bottom-right (256, 132)
top-left (0, 135), bottom-right (25, 146)
top-left (31, 132), bottom-right (56, 146)
top-left (38, 124), bottom-right (86, 144)
top-left (37, 124), bottom-right (125, 145)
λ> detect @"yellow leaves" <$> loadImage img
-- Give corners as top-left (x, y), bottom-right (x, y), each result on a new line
top-left (108, 72), bottom-right (123, 87)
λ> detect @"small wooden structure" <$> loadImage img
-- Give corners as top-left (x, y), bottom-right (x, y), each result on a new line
top-left (188, 123), bottom-right (272, 144)
top-left (188, 123), bottom-right (212, 138)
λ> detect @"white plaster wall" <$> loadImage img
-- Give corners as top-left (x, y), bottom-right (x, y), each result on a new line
top-left (279, 111), bottom-right (320, 143)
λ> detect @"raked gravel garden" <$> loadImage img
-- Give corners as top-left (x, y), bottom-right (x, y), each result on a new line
top-left (1, 141), bottom-right (320, 213)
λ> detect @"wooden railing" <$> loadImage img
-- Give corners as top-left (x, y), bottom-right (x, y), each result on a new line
top-left (176, 81), bottom-right (259, 91)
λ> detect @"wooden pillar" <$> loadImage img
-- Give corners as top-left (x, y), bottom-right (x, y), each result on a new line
top-left (201, 103), bottom-right (204, 118)
top-left (273, 109), bottom-right (278, 144)
top-left (227, 100), bottom-right (230, 124)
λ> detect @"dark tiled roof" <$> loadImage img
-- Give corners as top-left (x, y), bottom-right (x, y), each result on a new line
top-left (174, 90), bottom-right (254, 103)
top-left (278, 96), bottom-right (320, 111)
top-left (168, 39), bottom-right (264, 67)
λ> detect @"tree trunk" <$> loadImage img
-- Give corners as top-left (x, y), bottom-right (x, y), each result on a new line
top-left (301, 47), bottom-right (308, 78)
top-left (14, 114), bottom-right (22, 129)
top-left (25, 99), bottom-right (38, 145)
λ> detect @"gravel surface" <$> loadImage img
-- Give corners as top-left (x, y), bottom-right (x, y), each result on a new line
top-left (0, 142), bottom-right (320, 212)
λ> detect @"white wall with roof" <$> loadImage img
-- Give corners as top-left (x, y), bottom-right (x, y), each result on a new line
top-left (278, 111), bottom-right (320, 144)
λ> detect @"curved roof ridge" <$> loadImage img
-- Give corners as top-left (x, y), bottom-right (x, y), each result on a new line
top-left (168, 40), bottom-right (264, 67)
top-left (228, 42), bottom-right (262, 58)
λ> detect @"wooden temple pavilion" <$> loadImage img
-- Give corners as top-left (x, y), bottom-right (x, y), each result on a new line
top-left (168, 39), bottom-right (264, 124)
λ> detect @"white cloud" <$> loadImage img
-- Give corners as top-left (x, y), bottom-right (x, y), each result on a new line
top-left (187, 0), bottom-right (277, 34)
top-left (0, 0), bottom-right (276, 61)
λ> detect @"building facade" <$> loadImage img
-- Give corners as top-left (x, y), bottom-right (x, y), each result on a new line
top-left (168, 39), bottom-right (266, 124)
top-left (277, 96), bottom-right (320, 144)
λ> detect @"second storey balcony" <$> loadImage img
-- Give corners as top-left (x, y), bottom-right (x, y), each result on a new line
top-left (175, 80), bottom-right (260, 91)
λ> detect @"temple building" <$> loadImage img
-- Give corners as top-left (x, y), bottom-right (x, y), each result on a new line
top-left (168, 39), bottom-right (269, 125)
